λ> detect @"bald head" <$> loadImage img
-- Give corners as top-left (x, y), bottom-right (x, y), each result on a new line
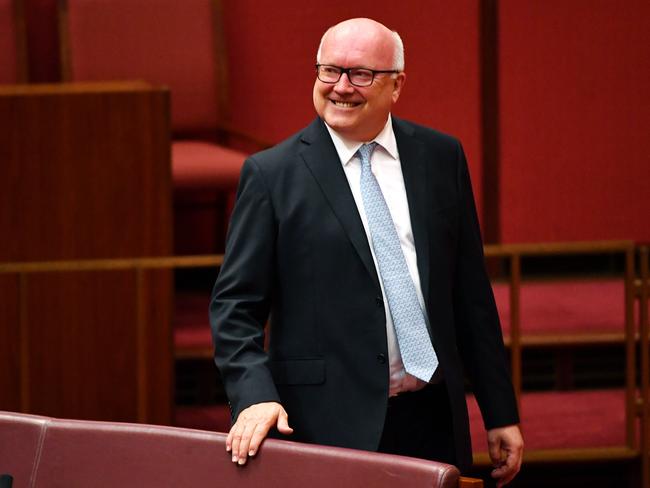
top-left (317, 18), bottom-right (404, 71)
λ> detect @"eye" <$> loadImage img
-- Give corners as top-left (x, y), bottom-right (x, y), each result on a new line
top-left (351, 69), bottom-right (373, 82)
top-left (321, 66), bottom-right (341, 75)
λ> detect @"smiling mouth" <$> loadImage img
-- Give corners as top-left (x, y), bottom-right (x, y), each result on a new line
top-left (330, 100), bottom-right (361, 108)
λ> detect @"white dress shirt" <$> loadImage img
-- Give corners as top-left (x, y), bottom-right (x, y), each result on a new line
top-left (324, 117), bottom-right (430, 396)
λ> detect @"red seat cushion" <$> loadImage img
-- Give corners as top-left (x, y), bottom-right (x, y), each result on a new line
top-left (492, 279), bottom-right (625, 337)
top-left (468, 388), bottom-right (627, 451)
top-left (172, 140), bottom-right (245, 190)
top-left (0, 411), bottom-right (48, 485)
top-left (174, 292), bottom-right (212, 350)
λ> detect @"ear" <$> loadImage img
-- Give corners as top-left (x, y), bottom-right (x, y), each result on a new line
top-left (392, 72), bottom-right (406, 103)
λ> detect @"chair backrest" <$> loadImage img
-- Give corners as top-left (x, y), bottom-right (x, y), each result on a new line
top-left (0, 0), bottom-right (27, 83)
top-left (0, 410), bottom-right (463, 488)
top-left (59, 0), bottom-right (229, 133)
top-left (0, 411), bottom-right (47, 486)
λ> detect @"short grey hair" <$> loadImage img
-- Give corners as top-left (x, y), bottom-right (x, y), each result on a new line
top-left (316, 28), bottom-right (405, 71)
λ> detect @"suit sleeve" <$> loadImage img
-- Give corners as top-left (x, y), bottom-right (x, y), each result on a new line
top-left (209, 157), bottom-right (281, 420)
top-left (452, 142), bottom-right (520, 430)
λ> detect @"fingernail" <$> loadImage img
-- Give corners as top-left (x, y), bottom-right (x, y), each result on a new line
top-left (232, 455), bottom-right (238, 462)
top-left (238, 458), bottom-right (246, 465)
top-left (226, 446), bottom-right (231, 452)
top-left (249, 450), bottom-right (255, 456)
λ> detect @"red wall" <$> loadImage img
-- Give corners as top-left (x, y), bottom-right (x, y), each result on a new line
top-left (498, 0), bottom-right (650, 243)
top-left (22, 0), bottom-right (650, 243)
top-left (222, 0), bottom-right (484, 220)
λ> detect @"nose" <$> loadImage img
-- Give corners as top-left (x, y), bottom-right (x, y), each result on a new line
top-left (333, 73), bottom-right (355, 94)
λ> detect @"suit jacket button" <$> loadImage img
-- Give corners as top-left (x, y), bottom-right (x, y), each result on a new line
top-left (377, 353), bottom-right (386, 364)
top-left (375, 297), bottom-right (383, 307)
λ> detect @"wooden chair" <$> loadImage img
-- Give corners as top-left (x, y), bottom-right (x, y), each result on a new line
top-left (0, 410), bottom-right (483, 487)
top-left (58, 0), bottom-right (268, 254)
top-left (0, 0), bottom-right (27, 83)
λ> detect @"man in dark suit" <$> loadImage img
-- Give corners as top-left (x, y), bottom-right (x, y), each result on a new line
top-left (210, 17), bottom-right (523, 487)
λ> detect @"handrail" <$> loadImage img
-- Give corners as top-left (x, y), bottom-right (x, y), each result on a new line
top-left (482, 240), bottom-right (636, 452)
top-left (638, 245), bottom-right (649, 488)
top-left (0, 255), bottom-right (224, 274)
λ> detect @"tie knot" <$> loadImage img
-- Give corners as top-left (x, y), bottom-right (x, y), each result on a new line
top-left (357, 142), bottom-right (378, 166)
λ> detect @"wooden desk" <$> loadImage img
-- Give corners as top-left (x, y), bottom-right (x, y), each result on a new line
top-left (0, 82), bottom-right (173, 424)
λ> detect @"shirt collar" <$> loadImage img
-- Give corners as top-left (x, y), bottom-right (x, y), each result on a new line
top-left (324, 116), bottom-right (399, 166)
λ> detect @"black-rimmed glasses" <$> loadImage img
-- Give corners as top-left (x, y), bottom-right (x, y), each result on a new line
top-left (315, 64), bottom-right (400, 87)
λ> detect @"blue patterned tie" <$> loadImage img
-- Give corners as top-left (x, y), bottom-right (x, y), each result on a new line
top-left (358, 142), bottom-right (438, 382)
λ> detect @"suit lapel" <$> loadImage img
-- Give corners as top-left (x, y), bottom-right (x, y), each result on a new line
top-left (299, 118), bottom-right (381, 290)
top-left (393, 117), bottom-right (431, 304)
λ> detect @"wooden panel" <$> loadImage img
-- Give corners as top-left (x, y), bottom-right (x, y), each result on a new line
top-left (0, 275), bottom-right (20, 411)
top-left (0, 82), bottom-right (173, 424)
top-left (24, 271), bottom-right (139, 421)
top-left (0, 81), bottom-right (172, 261)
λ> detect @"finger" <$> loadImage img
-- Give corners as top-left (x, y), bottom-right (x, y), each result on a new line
top-left (226, 421), bottom-right (239, 452)
top-left (492, 450), bottom-right (519, 486)
top-left (248, 422), bottom-right (271, 457)
top-left (237, 421), bottom-right (258, 465)
top-left (276, 409), bottom-right (294, 434)
top-left (230, 422), bottom-right (245, 463)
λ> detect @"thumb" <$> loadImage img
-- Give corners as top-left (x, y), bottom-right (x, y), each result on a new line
top-left (276, 409), bottom-right (294, 434)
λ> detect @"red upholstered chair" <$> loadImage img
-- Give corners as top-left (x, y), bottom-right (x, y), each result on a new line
top-left (0, 410), bottom-right (482, 488)
top-left (58, 0), bottom-right (266, 254)
top-left (0, 411), bottom-right (47, 487)
top-left (0, 0), bottom-right (27, 83)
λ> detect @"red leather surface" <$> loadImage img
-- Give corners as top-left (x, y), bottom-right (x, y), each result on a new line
top-left (172, 140), bottom-right (245, 190)
top-left (0, 411), bottom-right (48, 488)
top-left (0, 0), bottom-right (18, 83)
top-left (0, 411), bottom-right (461, 487)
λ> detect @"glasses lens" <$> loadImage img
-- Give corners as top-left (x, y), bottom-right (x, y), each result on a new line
top-left (318, 65), bottom-right (341, 83)
top-left (349, 69), bottom-right (373, 87)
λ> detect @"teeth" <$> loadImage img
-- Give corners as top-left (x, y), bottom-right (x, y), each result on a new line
top-left (333, 101), bottom-right (357, 108)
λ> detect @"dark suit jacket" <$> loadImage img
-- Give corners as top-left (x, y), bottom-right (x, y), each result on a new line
top-left (209, 116), bottom-right (519, 471)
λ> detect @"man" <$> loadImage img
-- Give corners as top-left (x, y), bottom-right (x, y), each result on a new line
top-left (210, 18), bottom-right (523, 487)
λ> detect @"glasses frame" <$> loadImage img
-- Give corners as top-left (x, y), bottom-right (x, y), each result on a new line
top-left (315, 64), bottom-right (401, 87)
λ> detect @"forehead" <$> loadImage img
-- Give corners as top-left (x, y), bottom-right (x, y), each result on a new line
top-left (320, 27), bottom-right (394, 69)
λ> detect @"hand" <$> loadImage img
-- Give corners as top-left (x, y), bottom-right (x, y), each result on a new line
top-left (226, 401), bottom-right (293, 466)
top-left (487, 424), bottom-right (524, 487)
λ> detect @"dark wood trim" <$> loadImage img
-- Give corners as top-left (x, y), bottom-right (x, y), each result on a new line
top-left (625, 246), bottom-right (636, 448)
top-left (18, 273), bottom-right (29, 411)
top-left (0, 255), bottom-right (224, 274)
top-left (479, 0), bottom-right (500, 243)
top-left (136, 267), bottom-right (148, 423)
top-left (473, 446), bottom-right (640, 465)
top-left (12, 0), bottom-right (28, 82)
top-left (56, 0), bottom-right (72, 81)
top-left (639, 245), bottom-right (649, 487)
top-left (509, 254), bottom-right (521, 400)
